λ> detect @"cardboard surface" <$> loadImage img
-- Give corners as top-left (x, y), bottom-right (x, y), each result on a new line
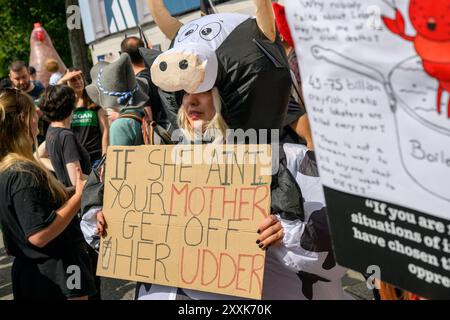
top-left (97, 144), bottom-right (272, 299)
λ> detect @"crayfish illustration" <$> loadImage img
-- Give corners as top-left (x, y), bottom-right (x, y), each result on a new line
top-left (383, 0), bottom-right (450, 118)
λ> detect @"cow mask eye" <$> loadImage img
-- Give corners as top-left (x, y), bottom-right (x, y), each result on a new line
top-left (178, 24), bottom-right (199, 42)
top-left (199, 22), bottom-right (222, 41)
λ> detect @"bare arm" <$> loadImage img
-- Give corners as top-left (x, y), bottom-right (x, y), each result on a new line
top-left (57, 70), bottom-right (82, 85)
top-left (34, 141), bottom-right (55, 172)
top-left (98, 108), bottom-right (109, 156)
top-left (28, 168), bottom-right (86, 248)
top-left (290, 114), bottom-right (314, 151)
top-left (254, 0), bottom-right (276, 42)
top-left (66, 161), bottom-right (82, 187)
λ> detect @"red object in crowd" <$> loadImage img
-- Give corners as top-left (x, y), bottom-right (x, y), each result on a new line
top-left (29, 22), bottom-right (66, 87)
top-left (35, 23), bottom-right (45, 42)
top-left (272, 3), bottom-right (294, 48)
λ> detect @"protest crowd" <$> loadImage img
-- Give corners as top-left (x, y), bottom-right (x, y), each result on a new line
top-left (0, 0), bottom-right (440, 301)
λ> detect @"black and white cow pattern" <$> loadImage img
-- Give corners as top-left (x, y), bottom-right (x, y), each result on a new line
top-left (271, 143), bottom-right (348, 300)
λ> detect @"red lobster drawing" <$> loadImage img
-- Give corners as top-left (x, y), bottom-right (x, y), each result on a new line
top-left (382, 0), bottom-right (450, 118)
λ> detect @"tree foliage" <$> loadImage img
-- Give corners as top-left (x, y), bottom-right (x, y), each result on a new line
top-left (0, 0), bottom-right (71, 78)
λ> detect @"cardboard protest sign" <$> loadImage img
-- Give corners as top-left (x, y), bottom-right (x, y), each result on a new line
top-left (97, 145), bottom-right (272, 299)
top-left (285, 0), bottom-right (450, 298)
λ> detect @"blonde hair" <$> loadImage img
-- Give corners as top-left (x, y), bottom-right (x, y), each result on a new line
top-left (45, 59), bottom-right (59, 73)
top-left (177, 87), bottom-right (229, 143)
top-left (0, 89), bottom-right (68, 206)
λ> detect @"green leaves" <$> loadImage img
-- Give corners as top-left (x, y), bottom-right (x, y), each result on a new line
top-left (0, 0), bottom-right (71, 78)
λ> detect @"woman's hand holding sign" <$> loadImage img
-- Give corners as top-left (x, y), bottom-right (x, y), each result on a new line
top-left (257, 214), bottom-right (284, 250)
top-left (96, 210), bottom-right (107, 237)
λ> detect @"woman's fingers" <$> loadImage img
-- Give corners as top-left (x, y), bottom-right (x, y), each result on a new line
top-left (96, 224), bottom-right (104, 236)
top-left (257, 215), bottom-right (279, 234)
top-left (72, 71), bottom-right (82, 79)
top-left (97, 211), bottom-right (105, 226)
top-left (61, 71), bottom-right (81, 83)
top-left (257, 220), bottom-right (284, 250)
top-left (259, 228), bottom-right (284, 250)
top-left (256, 215), bottom-right (283, 250)
top-left (68, 70), bottom-right (82, 79)
top-left (96, 211), bottom-right (107, 236)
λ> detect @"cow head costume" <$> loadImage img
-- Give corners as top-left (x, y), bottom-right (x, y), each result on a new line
top-left (147, 0), bottom-right (291, 131)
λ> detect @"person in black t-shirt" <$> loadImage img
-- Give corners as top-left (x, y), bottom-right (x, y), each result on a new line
top-left (0, 88), bottom-right (96, 300)
top-left (38, 85), bottom-right (92, 188)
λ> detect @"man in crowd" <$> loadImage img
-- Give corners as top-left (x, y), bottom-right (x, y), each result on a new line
top-left (9, 60), bottom-right (46, 143)
top-left (121, 37), bottom-right (148, 77)
top-left (28, 66), bottom-right (44, 88)
top-left (9, 60), bottom-right (44, 100)
top-left (120, 36), bottom-right (169, 130)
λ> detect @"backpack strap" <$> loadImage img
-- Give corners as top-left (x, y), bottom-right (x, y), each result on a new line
top-left (142, 108), bottom-right (154, 145)
top-left (153, 123), bottom-right (174, 144)
top-left (118, 112), bottom-right (174, 145)
top-left (118, 112), bottom-right (148, 144)
top-left (118, 113), bottom-right (143, 123)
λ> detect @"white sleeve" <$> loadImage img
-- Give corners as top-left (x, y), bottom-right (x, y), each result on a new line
top-left (270, 214), bottom-right (347, 281)
top-left (80, 206), bottom-right (102, 251)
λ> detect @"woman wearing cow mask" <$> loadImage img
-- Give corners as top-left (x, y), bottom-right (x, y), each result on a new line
top-left (102, 0), bottom-right (348, 300)
top-left (114, 88), bottom-right (348, 300)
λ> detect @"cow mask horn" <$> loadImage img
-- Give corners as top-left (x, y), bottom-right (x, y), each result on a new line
top-left (147, 0), bottom-right (183, 40)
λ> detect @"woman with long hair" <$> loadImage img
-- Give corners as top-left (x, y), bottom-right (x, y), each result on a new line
top-left (176, 87), bottom-right (228, 144)
top-left (0, 88), bottom-right (96, 300)
top-left (58, 68), bottom-right (109, 167)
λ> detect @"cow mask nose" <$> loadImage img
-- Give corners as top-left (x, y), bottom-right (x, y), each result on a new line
top-left (159, 61), bottom-right (168, 71)
top-left (179, 59), bottom-right (189, 70)
top-left (427, 18), bottom-right (436, 31)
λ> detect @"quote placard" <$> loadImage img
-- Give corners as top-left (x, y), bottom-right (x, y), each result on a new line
top-left (285, 0), bottom-right (450, 298)
top-left (97, 145), bottom-right (272, 299)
